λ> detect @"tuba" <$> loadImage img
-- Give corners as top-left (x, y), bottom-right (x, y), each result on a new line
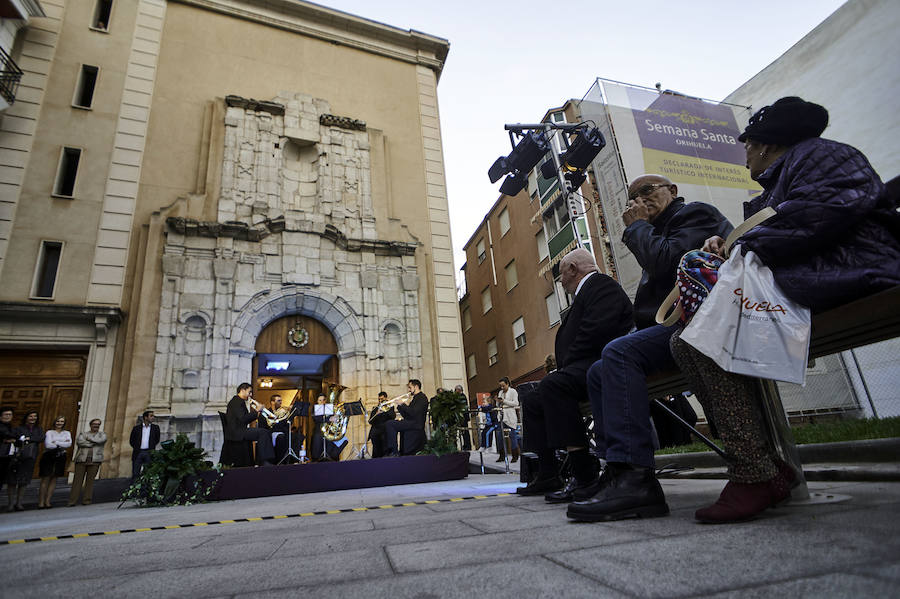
top-left (321, 383), bottom-right (348, 441)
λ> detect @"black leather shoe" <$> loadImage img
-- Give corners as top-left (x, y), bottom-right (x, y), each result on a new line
top-left (546, 471), bottom-right (608, 504)
top-left (516, 475), bottom-right (563, 496)
top-left (566, 467), bottom-right (669, 521)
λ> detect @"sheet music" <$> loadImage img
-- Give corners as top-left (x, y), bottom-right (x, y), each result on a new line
top-left (314, 405), bottom-right (334, 416)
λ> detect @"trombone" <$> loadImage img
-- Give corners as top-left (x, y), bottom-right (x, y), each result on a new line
top-left (368, 392), bottom-right (411, 424)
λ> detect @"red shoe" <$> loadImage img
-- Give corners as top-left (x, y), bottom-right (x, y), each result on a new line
top-left (696, 461), bottom-right (796, 524)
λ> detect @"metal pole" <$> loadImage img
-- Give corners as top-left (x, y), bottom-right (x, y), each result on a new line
top-left (544, 123), bottom-right (583, 250)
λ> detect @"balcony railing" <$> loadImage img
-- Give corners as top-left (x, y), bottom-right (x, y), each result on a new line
top-left (0, 46), bottom-right (23, 106)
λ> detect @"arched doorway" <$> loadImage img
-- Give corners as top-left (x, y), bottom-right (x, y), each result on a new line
top-left (253, 315), bottom-right (341, 458)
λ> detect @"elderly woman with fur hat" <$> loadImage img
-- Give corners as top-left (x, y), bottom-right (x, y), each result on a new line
top-left (669, 97), bottom-right (900, 524)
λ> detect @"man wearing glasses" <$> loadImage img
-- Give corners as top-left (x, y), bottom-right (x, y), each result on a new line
top-left (566, 174), bottom-right (732, 521)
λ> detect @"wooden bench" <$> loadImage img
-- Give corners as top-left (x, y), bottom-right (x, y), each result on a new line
top-left (646, 285), bottom-right (900, 499)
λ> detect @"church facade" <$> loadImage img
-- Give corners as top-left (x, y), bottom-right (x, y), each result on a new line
top-left (0, 0), bottom-right (462, 475)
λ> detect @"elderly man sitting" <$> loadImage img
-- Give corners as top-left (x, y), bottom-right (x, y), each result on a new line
top-left (517, 248), bottom-right (633, 498)
top-left (567, 175), bottom-right (732, 521)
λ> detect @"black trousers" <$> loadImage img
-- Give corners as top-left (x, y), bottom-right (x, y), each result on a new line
top-left (131, 449), bottom-right (152, 480)
top-left (369, 425), bottom-right (387, 457)
top-left (384, 419), bottom-right (424, 454)
top-left (239, 428), bottom-right (275, 464)
top-left (522, 366), bottom-right (590, 454)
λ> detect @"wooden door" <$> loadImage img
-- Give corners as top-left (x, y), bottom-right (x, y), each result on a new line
top-left (0, 351), bottom-right (87, 477)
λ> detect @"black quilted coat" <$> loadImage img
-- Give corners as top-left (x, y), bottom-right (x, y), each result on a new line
top-left (738, 137), bottom-right (900, 313)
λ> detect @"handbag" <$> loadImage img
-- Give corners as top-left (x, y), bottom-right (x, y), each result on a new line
top-left (680, 245), bottom-right (812, 384)
top-left (656, 207), bottom-right (777, 326)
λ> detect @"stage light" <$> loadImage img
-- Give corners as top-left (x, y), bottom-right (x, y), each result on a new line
top-left (559, 127), bottom-right (605, 172)
top-left (488, 130), bottom-right (550, 195)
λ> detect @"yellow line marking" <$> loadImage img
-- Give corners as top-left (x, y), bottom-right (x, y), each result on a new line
top-left (0, 493), bottom-right (515, 546)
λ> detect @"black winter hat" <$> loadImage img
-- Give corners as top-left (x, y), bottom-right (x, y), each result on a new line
top-left (738, 96), bottom-right (829, 145)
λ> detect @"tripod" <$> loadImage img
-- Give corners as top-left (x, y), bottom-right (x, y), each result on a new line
top-left (342, 400), bottom-right (369, 460)
top-left (277, 404), bottom-right (305, 465)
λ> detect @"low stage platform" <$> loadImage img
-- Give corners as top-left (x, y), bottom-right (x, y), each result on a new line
top-left (211, 452), bottom-right (470, 501)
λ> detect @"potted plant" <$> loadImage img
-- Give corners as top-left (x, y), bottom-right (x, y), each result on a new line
top-left (421, 389), bottom-right (468, 456)
top-left (120, 434), bottom-right (221, 507)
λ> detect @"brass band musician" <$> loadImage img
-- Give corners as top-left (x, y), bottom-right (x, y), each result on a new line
top-left (256, 394), bottom-right (304, 463)
top-left (383, 379), bottom-right (428, 457)
top-left (224, 383), bottom-right (276, 466)
top-left (367, 391), bottom-right (394, 458)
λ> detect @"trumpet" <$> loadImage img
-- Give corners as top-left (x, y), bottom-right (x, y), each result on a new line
top-left (368, 392), bottom-right (410, 424)
top-left (249, 398), bottom-right (277, 421)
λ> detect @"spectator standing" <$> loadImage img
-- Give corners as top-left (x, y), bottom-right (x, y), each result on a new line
top-left (496, 377), bottom-right (520, 463)
top-left (0, 407), bottom-right (16, 503)
top-left (129, 410), bottom-right (160, 480)
top-left (7, 411), bottom-right (43, 511)
top-left (68, 418), bottom-right (107, 506)
top-left (453, 385), bottom-right (472, 451)
top-left (38, 415), bottom-right (72, 508)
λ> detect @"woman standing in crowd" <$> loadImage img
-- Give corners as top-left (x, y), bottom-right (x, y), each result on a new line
top-left (7, 410), bottom-right (43, 511)
top-left (68, 418), bottom-right (107, 506)
top-left (0, 407), bottom-right (15, 503)
top-left (38, 415), bottom-right (72, 509)
top-left (670, 97), bottom-right (900, 524)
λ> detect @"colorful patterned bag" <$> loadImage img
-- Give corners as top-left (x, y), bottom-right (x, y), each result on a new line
top-left (656, 207), bottom-right (776, 327)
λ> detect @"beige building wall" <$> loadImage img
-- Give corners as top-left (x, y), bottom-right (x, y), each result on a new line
top-left (0, 0), bottom-right (463, 475)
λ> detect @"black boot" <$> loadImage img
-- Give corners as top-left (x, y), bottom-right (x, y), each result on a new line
top-left (516, 474), bottom-right (563, 496)
top-left (566, 465), bottom-right (669, 521)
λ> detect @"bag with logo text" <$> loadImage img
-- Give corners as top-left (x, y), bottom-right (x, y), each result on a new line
top-left (680, 246), bottom-right (811, 385)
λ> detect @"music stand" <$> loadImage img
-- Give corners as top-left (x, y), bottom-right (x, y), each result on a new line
top-left (278, 402), bottom-right (309, 465)
top-left (342, 400), bottom-right (368, 460)
top-left (314, 404), bottom-right (335, 461)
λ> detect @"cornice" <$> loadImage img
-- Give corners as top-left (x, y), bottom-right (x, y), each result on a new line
top-left (171, 0), bottom-right (449, 78)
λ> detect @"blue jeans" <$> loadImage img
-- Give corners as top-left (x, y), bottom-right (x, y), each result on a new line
top-left (497, 423), bottom-right (519, 452)
top-left (588, 324), bottom-right (677, 468)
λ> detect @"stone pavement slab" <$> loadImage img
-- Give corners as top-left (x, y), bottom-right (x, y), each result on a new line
top-left (1, 474), bottom-right (898, 599)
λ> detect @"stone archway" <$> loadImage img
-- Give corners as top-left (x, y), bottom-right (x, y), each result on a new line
top-left (226, 287), bottom-right (367, 393)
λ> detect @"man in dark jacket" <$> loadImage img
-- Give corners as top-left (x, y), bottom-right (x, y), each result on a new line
top-left (517, 248), bottom-right (633, 497)
top-left (129, 410), bottom-right (161, 480)
top-left (383, 379), bottom-right (429, 456)
top-left (225, 383), bottom-right (275, 465)
top-left (568, 175), bottom-right (732, 520)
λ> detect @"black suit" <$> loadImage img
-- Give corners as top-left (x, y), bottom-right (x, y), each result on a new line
top-left (129, 423), bottom-right (160, 479)
top-left (225, 395), bottom-right (275, 464)
top-left (257, 409), bottom-right (304, 463)
top-left (523, 273), bottom-right (633, 453)
top-left (384, 391), bottom-right (428, 455)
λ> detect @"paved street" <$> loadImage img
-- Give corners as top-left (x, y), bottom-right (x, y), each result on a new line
top-left (1, 472), bottom-right (899, 598)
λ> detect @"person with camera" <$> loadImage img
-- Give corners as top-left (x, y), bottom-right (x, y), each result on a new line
top-left (7, 410), bottom-right (44, 511)
top-left (38, 415), bottom-right (72, 509)
top-left (0, 407), bottom-right (16, 502)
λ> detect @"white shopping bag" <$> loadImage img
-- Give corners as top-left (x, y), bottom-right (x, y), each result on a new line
top-left (681, 246), bottom-right (811, 385)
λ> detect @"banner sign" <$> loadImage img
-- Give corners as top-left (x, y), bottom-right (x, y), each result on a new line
top-left (627, 87), bottom-right (757, 190)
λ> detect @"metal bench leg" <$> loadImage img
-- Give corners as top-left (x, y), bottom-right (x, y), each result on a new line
top-left (652, 398), bottom-right (729, 461)
top-left (756, 379), bottom-right (809, 500)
